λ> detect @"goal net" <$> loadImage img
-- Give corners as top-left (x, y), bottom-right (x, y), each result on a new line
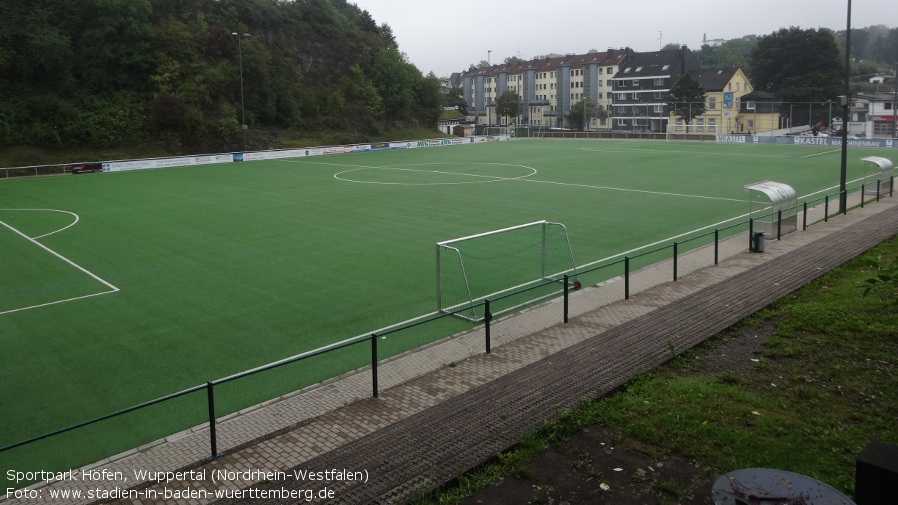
top-left (437, 221), bottom-right (578, 321)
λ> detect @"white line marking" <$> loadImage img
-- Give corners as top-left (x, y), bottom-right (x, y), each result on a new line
top-left (516, 178), bottom-right (750, 203)
top-left (0, 217), bottom-right (120, 316)
top-left (0, 208), bottom-right (80, 239)
top-left (801, 149), bottom-right (841, 158)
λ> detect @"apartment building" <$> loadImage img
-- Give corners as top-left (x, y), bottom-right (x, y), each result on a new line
top-left (610, 47), bottom-right (700, 132)
top-left (461, 49), bottom-right (631, 129)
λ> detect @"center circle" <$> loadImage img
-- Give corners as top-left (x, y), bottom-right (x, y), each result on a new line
top-left (333, 162), bottom-right (537, 186)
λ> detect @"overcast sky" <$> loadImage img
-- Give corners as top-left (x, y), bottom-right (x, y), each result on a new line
top-left (349, 0), bottom-right (898, 78)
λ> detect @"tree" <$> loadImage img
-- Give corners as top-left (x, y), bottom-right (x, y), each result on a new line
top-left (668, 73), bottom-right (706, 132)
top-left (749, 27), bottom-right (842, 98)
top-left (446, 87), bottom-right (468, 115)
top-left (568, 98), bottom-right (607, 129)
top-left (495, 91), bottom-right (520, 124)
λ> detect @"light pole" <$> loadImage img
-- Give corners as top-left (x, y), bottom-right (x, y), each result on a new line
top-left (839, 0), bottom-right (851, 214)
top-left (232, 32), bottom-right (251, 152)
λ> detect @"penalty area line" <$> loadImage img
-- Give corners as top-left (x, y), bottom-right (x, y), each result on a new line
top-left (0, 219), bottom-right (120, 316)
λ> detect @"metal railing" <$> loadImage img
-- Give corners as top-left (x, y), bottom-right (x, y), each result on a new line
top-left (1, 177), bottom-right (893, 486)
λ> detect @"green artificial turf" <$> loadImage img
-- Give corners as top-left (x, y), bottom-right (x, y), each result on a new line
top-left (0, 139), bottom-right (890, 482)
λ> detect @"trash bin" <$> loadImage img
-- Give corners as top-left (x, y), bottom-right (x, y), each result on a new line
top-left (751, 231), bottom-right (765, 253)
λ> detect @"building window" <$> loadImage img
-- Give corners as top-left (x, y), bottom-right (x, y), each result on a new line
top-left (617, 119), bottom-right (627, 126)
top-left (697, 119), bottom-right (704, 131)
top-left (607, 67), bottom-right (613, 74)
top-left (748, 119), bottom-right (755, 129)
top-left (654, 91), bottom-right (662, 99)
top-left (747, 101), bottom-right (756, 111)
top-left (654, 78), bottom-right (663, 86)
top-left (632, 79), bottom-right (639, 87)
top-left (709, 118), bottom-right (717, 132)
top-left (598, 93), bottom-right (603, 99)
top-left (654, 104), bottom-right (663, 113)
top-left (708, 97), bottom-right (717, 110)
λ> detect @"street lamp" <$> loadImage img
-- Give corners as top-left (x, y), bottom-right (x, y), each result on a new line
top-left (839, 0), bottom-right (851, 214)
top-left (232, 32), bottom-right (251, 152)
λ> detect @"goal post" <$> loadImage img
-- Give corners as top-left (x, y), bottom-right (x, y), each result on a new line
top-left (436, 220), bottom-right (578, 321)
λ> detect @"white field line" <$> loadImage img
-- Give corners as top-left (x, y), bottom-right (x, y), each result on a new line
top-left (801, 149), bottom-right (841, 158)
top-left (0, 217), bottom-right (120, 316)
top-left (0, 208), bottom-right (81, 239)
top-left (516, 178), bottom-right (750, 203)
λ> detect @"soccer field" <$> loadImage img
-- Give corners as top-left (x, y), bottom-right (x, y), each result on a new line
top-left (0, 138), bottom-right (889, 479)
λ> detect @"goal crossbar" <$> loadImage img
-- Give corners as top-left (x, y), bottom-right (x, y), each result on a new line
top-left (436, 220), bottom-right (578, 321)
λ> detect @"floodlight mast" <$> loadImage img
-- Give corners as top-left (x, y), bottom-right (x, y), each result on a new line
top-left (232, 32), bottom-right (251, 152)
top-left (839, 0), bottom-right (851, 214)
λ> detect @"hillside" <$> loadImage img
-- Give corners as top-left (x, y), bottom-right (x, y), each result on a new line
top-left (0, 0), bottom-right (444, 154)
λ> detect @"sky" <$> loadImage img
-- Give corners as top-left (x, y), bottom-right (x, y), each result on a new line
top-left (349, 0), bottom-right (898, 78)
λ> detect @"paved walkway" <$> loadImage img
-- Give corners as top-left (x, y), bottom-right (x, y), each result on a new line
top-left (4, 192), bottom-right (897, 505)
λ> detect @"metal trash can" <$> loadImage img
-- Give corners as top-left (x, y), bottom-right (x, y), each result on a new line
top-left (750, 231), bottom-right (765, 253)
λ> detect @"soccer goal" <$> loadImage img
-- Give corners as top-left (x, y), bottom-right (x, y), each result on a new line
top-left (436, 220), bottom-right (579, 321)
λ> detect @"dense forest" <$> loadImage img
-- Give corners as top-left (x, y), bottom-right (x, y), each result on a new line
top-left (0, 0), bottom-right (444, 152)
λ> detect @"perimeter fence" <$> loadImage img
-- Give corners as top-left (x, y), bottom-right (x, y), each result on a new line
top-left (0, 176), bottom-right (894, 490)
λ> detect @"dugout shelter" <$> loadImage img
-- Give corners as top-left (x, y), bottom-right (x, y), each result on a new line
top-left (861, 156), bottom-right (895, 198)
top-left (744, 181), bottom-right (798, 238)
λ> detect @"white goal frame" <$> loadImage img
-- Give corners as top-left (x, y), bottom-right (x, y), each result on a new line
top-left (436, 220), bottom-right (578, 321)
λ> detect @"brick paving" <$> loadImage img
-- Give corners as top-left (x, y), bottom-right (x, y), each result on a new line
top-left (4, 192), bottom-right (897, 505)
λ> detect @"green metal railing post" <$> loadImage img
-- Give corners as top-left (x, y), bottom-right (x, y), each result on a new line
top-left (777, 210), bottom-right (782, 240)
top-left (624, 256), bottom-right (630, 300)
top-left (207, 381), bottom-right (217, 459)
top-left (484, 299), bottom-right (492, 353)
top-left (673, 242), bottom-right (678, 281)
top-left (803, 202), bottom-right (808, 231)
top-left (714, 229), bottom-right (719, 265)
top-left (371, 334), bottom-right (379, 397)
top-left (563, 275), bottom-right (569, 324)
top-left (748, 218), bottom-right (754, 249)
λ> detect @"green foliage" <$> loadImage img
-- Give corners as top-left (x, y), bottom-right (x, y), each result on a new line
top-left (568, 98), bottom-right (607, 129)
top-left (668, 73), bottom-right (706, 125)
top-left (749, 27), bottom-right (843, 101)
top-left (445, 87), bottom-right (468, 116)
top-left (861, 255), bottom-right (898, 299)
top-left (0, 0), bottom-right (441, 151)
top-left (495, 91), bottom-right (521, 124)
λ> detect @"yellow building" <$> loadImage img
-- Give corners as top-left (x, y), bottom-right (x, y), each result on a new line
top-left (669, 68), bottom-right (754, 134)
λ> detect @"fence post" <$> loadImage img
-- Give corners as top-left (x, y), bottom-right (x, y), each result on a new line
top-left (371, 334), bottom-right (378, 398)
top-left (748, 218), bottom-right (754, 250)
top-left (777, 210), bottom-right (782, 240)
top-left (891, 176), bottom-right (894, 197)
top-left (861, 184), bottom-right (866, 208)
top-left (803, 202), bottom-right (808, 231)
top-left (877, 179), bottom-right (882, 202)
top-left (825, 195), bottom-right (829, 222)
top-left (206, 381), bottom-right (218, 459)
top-left (484, 299), bottom-right (492, 354)
top-left (624, 256), bottom-right (630, 300)
top-left (843, 190), bottom-right (848, 215)
top-left (714, 229), bottom-right (719, 265)
top-left (563, 275), bottom-right (569, 324)
top-left (672, 242), bottom-right (678, 281)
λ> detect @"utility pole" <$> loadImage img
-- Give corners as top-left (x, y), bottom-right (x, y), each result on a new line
top-left (839, 0), bottom-right (851, 214)
top-left (232, 32), bottom-right (251, 152)
top-left (893, 61), bottom-right (897, 139)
